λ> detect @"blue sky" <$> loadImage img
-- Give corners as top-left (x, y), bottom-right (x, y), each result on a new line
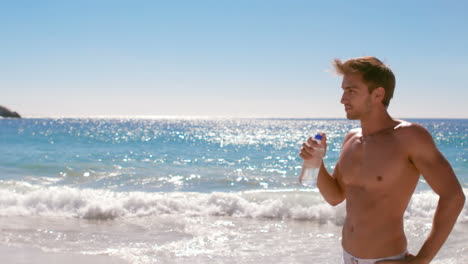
top-left (2, 0), bottom-right (467, 118)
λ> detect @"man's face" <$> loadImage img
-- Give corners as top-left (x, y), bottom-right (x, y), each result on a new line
top-left (340, 73), bottom-right (372, 120)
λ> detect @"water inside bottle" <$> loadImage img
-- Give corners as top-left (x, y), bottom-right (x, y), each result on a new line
top-left (300, 167), bottom-right (320, 187)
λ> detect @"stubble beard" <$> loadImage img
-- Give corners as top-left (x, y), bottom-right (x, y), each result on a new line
top-left (346, 112), bottom-right (359, 120)
top-left (345, 98), bottom-right (372, 120)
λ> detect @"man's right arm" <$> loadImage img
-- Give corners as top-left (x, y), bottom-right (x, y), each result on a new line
top-left (317, 161), bottom-right (345, 206)
top-left (300, 132), bottom-right (351, 206)
top-left (316, 130), bottom-right (359, 206)
top-left (315, 130), bottom-right (357, 206)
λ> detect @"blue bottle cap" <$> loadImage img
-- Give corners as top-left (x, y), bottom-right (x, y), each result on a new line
top-left (314, 134), bottom-right (323, 141)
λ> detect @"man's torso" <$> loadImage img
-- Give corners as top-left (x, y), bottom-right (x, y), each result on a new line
top-left (338, 121), bottom-right (421, 258)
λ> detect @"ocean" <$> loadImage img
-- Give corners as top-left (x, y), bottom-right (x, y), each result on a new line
top-left (0, 118), bottom-right (466, 264)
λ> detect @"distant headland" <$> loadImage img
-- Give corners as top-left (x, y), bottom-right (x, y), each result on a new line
top-left (0, 105), bottom-right (21, 118)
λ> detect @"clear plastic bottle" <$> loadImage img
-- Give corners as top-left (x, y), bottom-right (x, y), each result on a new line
top-left (299, 134), bottom-right (324, 187)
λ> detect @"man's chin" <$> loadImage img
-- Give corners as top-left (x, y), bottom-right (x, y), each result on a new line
top-left (345, 113), bottom-right (359, 120)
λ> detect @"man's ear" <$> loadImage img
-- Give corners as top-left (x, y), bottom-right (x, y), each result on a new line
top-left (373, 87), bottom-right (386, 104)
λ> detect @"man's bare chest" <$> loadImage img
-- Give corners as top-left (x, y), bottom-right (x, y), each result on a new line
top-left (338, 136), bottom-right (409, 187)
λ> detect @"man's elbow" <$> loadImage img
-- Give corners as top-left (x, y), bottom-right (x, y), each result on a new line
top-left (457, 190), bottom-right (466, 209)
top-left (454, 189), bottom-right (465, 206)
top-left (455, 192), bottom-right (466, 215)
top-left (325, 196), bottom-right (345, 207)
top-left (444, 189), bottom-right (466, 211)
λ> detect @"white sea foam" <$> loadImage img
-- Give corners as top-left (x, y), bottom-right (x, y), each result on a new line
top-left (407, 190), bottom-right (468, 222)
top-left (1, 183), bottom-right (467, 264)
top-left (1, 183), bottom-right (466, 224)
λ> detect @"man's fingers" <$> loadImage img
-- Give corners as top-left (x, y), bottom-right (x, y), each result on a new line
top-left (300, 144), bottom-right (317, 159)
top-left (299, 149), bottom-right (312, 159)
top-left (300, 137), bottom-right (326, 160)
top-left (307, 138), bottom-right (320, 147)
top-left (321, 133), bottom-right (327, 144)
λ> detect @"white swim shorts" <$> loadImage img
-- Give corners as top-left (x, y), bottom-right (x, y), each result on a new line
top-left (343, 248), bottom-right (408, 264)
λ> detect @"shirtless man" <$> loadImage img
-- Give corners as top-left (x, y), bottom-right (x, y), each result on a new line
top-left (299, 57), bottom-right (465, 263)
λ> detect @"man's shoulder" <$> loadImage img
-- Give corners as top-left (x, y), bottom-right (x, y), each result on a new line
top-left (343, 128), bottom-right (361, 143)
top-left (395, 120), bottom-right (430, 136)
top-left (349, 127), bottom-right (362, 134)
top-left (346, 127), bottom-right (363, 136)
top-left (394, 120), bottom-right (434, 146)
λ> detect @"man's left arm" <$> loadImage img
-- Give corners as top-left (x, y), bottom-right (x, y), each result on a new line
top-left (404, 125), bottom-right (465, 263)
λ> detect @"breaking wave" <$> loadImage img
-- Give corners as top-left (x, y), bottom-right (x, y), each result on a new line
top-left (0, 182), bottom-right (466, 224)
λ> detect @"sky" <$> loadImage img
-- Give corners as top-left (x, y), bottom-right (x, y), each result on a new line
top-left (2, 0), bottom-right (468, 118)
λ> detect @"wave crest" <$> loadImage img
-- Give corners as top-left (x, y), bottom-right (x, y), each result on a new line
top-left (0, 185), bottom-right (466, 224)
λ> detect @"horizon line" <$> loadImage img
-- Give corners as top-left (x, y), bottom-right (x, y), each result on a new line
top-left (3, 115), bottom-right (467, 120)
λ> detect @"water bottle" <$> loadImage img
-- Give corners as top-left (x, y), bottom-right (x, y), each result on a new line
top-left (299, 134), bottom-right (324, 187)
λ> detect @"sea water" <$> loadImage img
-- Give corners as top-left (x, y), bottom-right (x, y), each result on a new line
top-left (0, 118), bottom-right (466, 264)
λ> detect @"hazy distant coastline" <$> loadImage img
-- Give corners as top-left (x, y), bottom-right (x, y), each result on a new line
top-left (0, 105), bottom-right (21, 118)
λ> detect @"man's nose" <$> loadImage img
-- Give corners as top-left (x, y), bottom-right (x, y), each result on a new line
top-left (340, 93), bottom-right (347, 104)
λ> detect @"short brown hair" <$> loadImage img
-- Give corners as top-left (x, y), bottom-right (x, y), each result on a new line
top-left (333, 56), bottom-right (395, 107)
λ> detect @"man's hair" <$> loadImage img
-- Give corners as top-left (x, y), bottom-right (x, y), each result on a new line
top-left (333, 56), bottom-right (395, 107)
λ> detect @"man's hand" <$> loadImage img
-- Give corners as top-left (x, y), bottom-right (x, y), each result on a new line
top-left (299, 133), bottom-right (327, 160)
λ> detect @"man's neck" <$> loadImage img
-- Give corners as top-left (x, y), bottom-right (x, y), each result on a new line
top-left (360, 109), bottom-right (397, 136)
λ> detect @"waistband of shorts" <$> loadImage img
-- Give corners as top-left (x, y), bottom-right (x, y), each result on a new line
top-left (343, 248), bottom-right (408, 263)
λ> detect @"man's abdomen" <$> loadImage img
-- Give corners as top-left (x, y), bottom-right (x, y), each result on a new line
top-left (342, 212), bottom-right (408, 259)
